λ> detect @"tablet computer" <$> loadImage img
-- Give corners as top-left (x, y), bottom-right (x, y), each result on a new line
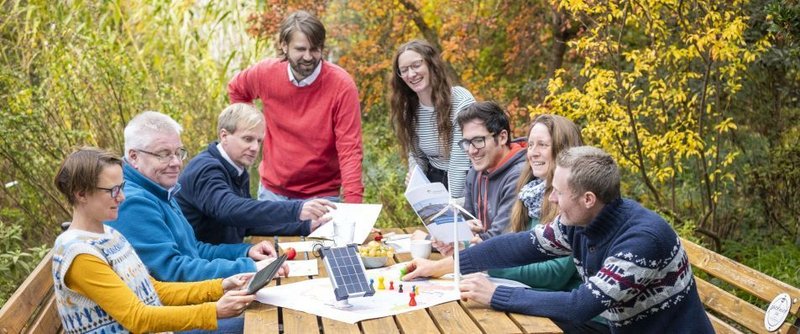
top-left (246, 254), bottom-right (288, 295)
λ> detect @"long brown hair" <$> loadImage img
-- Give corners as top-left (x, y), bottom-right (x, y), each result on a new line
top-left (390, 39), bottom-right (454, 162)
top-left (508, 115), bottom-right (583, 232)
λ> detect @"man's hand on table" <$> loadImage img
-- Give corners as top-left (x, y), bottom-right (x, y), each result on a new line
top-left (248, 240), bottom-right (277, 260)
top-left (459, 273), bottom-right (496, 306)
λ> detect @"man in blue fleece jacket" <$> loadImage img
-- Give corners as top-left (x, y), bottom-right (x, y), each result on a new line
top-left (403, 146), bottom-right (713, 333)
top-left (176, 103), bottom-right (335, 244)
top-left (107, 111), bottom-right (284, 282)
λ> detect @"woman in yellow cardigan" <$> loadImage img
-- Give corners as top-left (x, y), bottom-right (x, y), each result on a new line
top-left (51, 147), bottom-right (256, 333)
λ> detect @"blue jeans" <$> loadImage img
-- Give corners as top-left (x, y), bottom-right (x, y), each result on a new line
top-left (257, 184), bottom-right (340, 203)
top-left (179, 316), bottom-right (243, 334)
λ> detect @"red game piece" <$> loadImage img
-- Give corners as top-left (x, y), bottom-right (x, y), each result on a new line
top-left (409, 292), bottom-right (417, 306)
top-left (389, 281), bottom-right (394, 290)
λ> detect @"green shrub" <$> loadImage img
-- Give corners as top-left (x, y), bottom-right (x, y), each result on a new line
top-left (0, 221), bottom-right (49, 305)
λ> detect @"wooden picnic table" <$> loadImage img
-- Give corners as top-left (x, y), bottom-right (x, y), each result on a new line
top-left (244, 227), bottom-right (562, 334)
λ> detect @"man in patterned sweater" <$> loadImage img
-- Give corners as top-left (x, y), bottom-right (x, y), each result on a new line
top-left (403, 146), bottom-right (713, 333)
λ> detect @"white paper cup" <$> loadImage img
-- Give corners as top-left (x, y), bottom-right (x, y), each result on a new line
top-left (410, 239), bottom-right (432, 259)
top-left (333, 220), bottom-right (356, 246)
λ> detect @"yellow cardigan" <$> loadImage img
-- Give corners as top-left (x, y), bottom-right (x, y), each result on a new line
top-left (66, 254), bottom-right (223, 332)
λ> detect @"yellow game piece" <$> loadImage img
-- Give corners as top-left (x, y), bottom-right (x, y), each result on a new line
top-left (378, 276), bottom-right (385, 290)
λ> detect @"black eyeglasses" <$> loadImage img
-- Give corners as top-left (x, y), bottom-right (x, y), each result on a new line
top-left (136, 148), bottom-right (187, 163)
top-left (458, 135), bottom-right (493, 151)
top-left (97, 181), bottom-right (125, 199)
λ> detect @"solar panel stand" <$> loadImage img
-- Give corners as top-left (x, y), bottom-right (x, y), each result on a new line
top-left (332, 299), bottom-right (353, 309)
top-left (320, 244), bottom-right (376, 310)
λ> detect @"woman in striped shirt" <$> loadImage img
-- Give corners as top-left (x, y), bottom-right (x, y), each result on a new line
top-left (390, 39), bottom-right (476, 201)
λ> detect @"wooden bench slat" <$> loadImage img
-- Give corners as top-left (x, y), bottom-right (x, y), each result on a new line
top-left (0, 251), bottom-right (55, 334)
top-left (696, 277), bottom-right (772, 333)
top-left (27, 293), bottom-right (61, 334)
top-left (683, 238), bottom-right (800, 315)
top-left (707, 312), bottom-right (745, 334)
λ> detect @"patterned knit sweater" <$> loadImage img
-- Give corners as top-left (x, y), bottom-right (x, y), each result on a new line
top-left (52, 226), bottom-right (161, 333)
top-left (459, 198), bottom-right (714, 333)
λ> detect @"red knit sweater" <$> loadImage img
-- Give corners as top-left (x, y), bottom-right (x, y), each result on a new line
top-left (228, 59), bottom-right (363, 202)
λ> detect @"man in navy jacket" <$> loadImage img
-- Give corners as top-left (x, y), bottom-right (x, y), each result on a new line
top-left (177, 103), bottom-right (335, 244)
top-left (403, 146), bottom-right (713, 333)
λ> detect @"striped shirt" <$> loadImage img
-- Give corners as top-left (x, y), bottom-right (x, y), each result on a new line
top-left (409, 86), bottom-right (475, 198)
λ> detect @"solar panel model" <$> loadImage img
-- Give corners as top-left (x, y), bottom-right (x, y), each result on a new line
top-left (319, 244), bottom-right (375, 308)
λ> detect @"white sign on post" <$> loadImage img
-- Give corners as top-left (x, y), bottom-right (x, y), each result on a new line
top-left (764, 293), bottom-right (792, 332)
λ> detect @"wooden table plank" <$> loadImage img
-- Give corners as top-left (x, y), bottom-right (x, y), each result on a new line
top-left (395, 309), bottom-right (441, 333)
top-left (243, 302), bottom-right (279, 334)
top-left (463, 299), bottom-right (524, 333)
top-left (313, 243), bottom-right (364, 333)
top-left (393, 244), bottom-right (485, 333)
top-left (509, 313), bottom-right (563, 334)
top-left (428, 302), bottom-right (483, 333)
top-left (277, 236), bottom-right (322, 334)
top-left (361, 316), bottom-right (401, 334)
top-left (321, 317), bottom-right (362, 334)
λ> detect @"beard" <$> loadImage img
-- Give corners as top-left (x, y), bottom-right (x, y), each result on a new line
top-left (289, 57), bottom-right (320, 80)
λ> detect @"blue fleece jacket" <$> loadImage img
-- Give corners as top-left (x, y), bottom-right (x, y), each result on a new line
top-left (106, 162), bottom-right (256, 282)
top-left (176, 142), bottom-right (309, 244)
top-left (459, 198), bottom-right (713, 333)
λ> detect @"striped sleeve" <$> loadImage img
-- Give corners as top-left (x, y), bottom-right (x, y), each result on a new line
top-left (445, 86), bottom-right (476, 198)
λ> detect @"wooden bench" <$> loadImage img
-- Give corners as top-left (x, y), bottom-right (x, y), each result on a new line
top-left (683, 238), bottom-right (800, 334)
top-left (0, 250), bottom-right (62, 334)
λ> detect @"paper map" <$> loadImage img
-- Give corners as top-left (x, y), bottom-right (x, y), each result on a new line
top-left (254, 263), bottom-right (531, 324)
top-left (255, 263), bottom-right (459, 323)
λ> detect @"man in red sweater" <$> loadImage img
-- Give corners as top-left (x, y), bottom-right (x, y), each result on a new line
top-left (227, 10), bottom-right (363, 203)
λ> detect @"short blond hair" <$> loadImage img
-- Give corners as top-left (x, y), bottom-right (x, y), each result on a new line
top-left (217, 103), bottom-right (264, 134)
top-left (557, 146), bottom-right (621, 204)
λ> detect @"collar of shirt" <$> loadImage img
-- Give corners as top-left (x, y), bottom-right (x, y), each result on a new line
top-left (287, 61), bottom-right (323, 87)
top-left (216, 142), bottom-right (244, 176)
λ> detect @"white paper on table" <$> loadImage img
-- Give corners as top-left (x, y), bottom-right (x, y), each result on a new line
top-left (307, 203), bottom-right (382, 244)
top-left (286, 259), bottom-right (319, 277)
top-left (279, 240), bottom-right (332, 253)
top-left (255, 264), bottom-right (458, 324)
top-left (384, 239), bottom-right (411, 253)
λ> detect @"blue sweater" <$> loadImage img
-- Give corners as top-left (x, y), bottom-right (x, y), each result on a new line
top-left (459, 199), bottom-right (713, 333)
top-left (176, 142), bottom-right (309, 244)
top-left (106, 162), bottom-right (256, 282)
